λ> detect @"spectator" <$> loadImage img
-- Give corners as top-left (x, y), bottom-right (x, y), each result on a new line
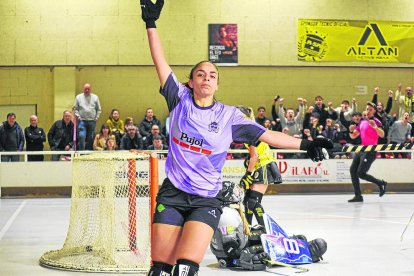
top-left (148, 134), bottom-right (169, 159)
top-left (144, 124), bottom-right (166, 149)
top-left (93, 124), bottom-right (115, 151)
top-left (321, 119), bottom-right (346, 158)
top-left (138, 107), bottom-right (162, 138)
top-left (303, 110), bottom-right (322, 140)
top-left (124, 117), bottom-right (135, 133)
top-left (340, 111), bottom-right (362, 146)
top-left (255, 106), bottom-right (270, 126)
top-left (372, 87), bottom-right (393, 157)
top-left (388, 112), bottom-right (413, 158)
top-left (348, 102), bottom-right (387, 202)
top-left (48, 110), bottom-right (75, 161)
top-left (105, 136), bottom-right (117, 151)
top-left (0, 113), bottom-right (25, 162)
top-left (313, 96), bottom-right (338, 127)
top-left (277, 97), bottom-right (305, 137)
top-left (74, 83), bottom-right (102, 150)
top-left (106, 109), bottom-right (124, 147)
top-left (395, 83), bottom-right (414, 136)
top-left (24, 115), bottom-right (46, 161)
top-left (120, 125), bottom-right (143, 150)
top-left (334, 98), bottom-right (357, 131)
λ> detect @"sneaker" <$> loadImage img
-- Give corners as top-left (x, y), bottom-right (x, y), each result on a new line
top-left (379, 180), bottom-right (388, 197)
top-left (348, 196), bottom-right (363, 202)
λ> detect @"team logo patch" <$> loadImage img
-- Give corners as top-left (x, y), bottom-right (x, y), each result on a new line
top-left (208, 122), bottom-right (220, 133)
top-left (208, 209), bottom-right (217, 218)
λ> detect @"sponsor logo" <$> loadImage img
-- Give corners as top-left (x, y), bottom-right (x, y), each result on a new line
top-left (298, 30), bottom-right (328, 61)
top-left (347, 23), bottom-right (398, 60)
top-left (172, 132), bottom-right (212, 155)
top-left (208, 209), bottom-right (217, 218)
top-left (157, 204), bottom-right (166, 213)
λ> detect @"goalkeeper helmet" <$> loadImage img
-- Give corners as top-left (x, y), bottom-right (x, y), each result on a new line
top-left (221, 181), bottom-right (244, 205)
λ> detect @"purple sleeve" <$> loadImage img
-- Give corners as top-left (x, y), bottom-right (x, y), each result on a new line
top-left (231, 109), bottom-right (266, 145)
top-left (160, 72), bottom-right (188, 112)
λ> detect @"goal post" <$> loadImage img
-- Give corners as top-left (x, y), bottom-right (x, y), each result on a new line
top-left (40, 151), bottom-right (158, 273)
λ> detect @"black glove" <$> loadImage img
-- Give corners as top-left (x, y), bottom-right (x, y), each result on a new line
top-left (300, 136), bottom-right (333, 162)
top-left (237, 246), bottom-right (269, 271)
top-left (239, 171), bottom-right (253, 190)
top-left (140, 0), bottom-right (164, 29)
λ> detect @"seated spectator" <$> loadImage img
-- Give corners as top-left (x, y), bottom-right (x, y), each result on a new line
top-left (120, 125), bottom-right (143, 150)
top-left (48, 110), bottom-right (75, 161)
top-left (93, 124), bottom-right (115, 150)
top-left (24, 115), bottom-right (46, 161)
top-left (105, 136), bottom-right (117, 151)
top-left (106, 109), bottom-right (124, 147)
top-left (147, 134), bottom-right (168, 159)
top-left (321, 119), bottom-right (346, 158)
top-left (0, 112), bottom-right (25, 162)
top-left (144, 124), bottom-right (166, 149)
top-left (138, 108), bottom-right (162, 137)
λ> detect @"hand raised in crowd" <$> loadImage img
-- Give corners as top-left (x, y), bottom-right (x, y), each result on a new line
top-left (352, 97), bottom-right (356, 104)
top-left (307, 106), bottom-right (314, 113)
top-left (279, 97), bottom-right (285, 105)
top-left (398, 82), bottom-right (402, 91)
top-left (388, 90), bottom-right (393, 97)
top-left (274, 95), bottom-right (280, 102)
top-left (303, 128), bottom-right (311, 137)
top-left (349, 124), bottom-right (356, 133)
top-left (374, 87), bottom-right (379, 94)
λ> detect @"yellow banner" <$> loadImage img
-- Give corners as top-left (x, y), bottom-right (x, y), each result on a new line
top-left (297, 19), bottom-right (414, 63)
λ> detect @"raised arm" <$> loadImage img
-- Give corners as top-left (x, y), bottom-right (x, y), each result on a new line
top-left (140, 0), bottom-right (171, 86)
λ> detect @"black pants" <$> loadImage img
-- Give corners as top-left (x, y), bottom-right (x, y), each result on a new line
top-left (349, 152), bottom-right (382, 196)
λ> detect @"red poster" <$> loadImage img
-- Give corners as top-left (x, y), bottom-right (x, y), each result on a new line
top-left (208, 24), bottom-right (238, 65)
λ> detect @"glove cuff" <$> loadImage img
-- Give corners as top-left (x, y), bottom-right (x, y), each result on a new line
top-left (300, 139), bottom-right (312, 151)
top-left (145, 20), bottom-right (156, 29)
top-left (245, 171), bottom-right (253, 176)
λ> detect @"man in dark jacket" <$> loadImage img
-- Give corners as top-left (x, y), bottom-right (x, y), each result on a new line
top-left (0, 113), bottom-right (25, 162)
top-left (24, 115), bottom-right (46, 161)
top-left (138, 107), bottom-right (162, 137)
top-left (313, 96), bottom-right (338, 127)
top-left (120, 125), bottom-right (143, 150)
top-left (48, 110), bottom-right (75, 161)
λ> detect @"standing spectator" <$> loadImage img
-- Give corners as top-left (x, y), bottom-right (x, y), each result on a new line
top-left (93, 124), bottom-right (115, 151)
top-left (347, 102), bottom-right (387, 203)
top-left (74, 83), bottom-right (102, 150)
top-left (120, 125), bottom-right (143, 150)
top-left (138, 107), bottom-right (162, 138)
top-left (313, 96), bottom-right (338, 127)
top-left (277, 97), bottom-right (305, 137)
top-left (255, 106), bottom-right (270, 126)
top-left (372, 87), bottom-right (393, 157)
top-left (106, 109), bottom-right (124, 147)
top-left (334, 98), bottom-right (357, 131)
top-left (48, 110), bottom-right (75, 161)
top-left (0, 113), bottom-right (25, 162)
top-left (144, 124), bottom-right (166, 149)
top-left (24, 115), bottom-right (46, 161)
top-left (148, 134), bottom-right (169, 159)
top-left (395, 83), bottom-right (414, 136)
top-left (388, 112), bottom-right (413, 158)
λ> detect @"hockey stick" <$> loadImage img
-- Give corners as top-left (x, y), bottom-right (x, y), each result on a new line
top-left (265, 259), bottom-right (309, 273)
top-left (342, 142), bottom-right (413, 153)
top-left (400, 209), bottom-right (414, 245)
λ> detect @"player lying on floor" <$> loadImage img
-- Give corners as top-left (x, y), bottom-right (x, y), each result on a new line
top-left (210, 181), bottom-right (327, 271)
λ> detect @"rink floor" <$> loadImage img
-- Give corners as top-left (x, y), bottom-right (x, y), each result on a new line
top-left (1, 193), bottom-right (413, 276)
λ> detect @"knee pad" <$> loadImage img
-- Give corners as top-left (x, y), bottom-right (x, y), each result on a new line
top-left (172, 259), bottom-right (199, 276)
top-left (245, 191), bottom-right (263, 212)
top-left (148, 261), bottom-right (174, 276)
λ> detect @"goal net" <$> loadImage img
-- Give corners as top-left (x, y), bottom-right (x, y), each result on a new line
top-left (40, 151), bottom-right (158, 273)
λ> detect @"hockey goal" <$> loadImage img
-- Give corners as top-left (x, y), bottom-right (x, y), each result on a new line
top-left (40, 151), bottom-right (158, 273)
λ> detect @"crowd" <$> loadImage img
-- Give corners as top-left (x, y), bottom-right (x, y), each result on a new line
top-left (1, 82), bottom-right (413, 162)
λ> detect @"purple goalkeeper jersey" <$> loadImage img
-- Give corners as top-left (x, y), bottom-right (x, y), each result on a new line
top-left (160, 72), bottom-right (266, 197)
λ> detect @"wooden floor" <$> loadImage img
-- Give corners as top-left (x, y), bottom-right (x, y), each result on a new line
top-left (1, 193), bottom-right (413, 276)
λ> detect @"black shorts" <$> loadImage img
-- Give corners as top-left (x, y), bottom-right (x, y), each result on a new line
top-left (153, 178), bottom-right (223, 230)
top-left (252, 161), bottom-right (282, 184)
